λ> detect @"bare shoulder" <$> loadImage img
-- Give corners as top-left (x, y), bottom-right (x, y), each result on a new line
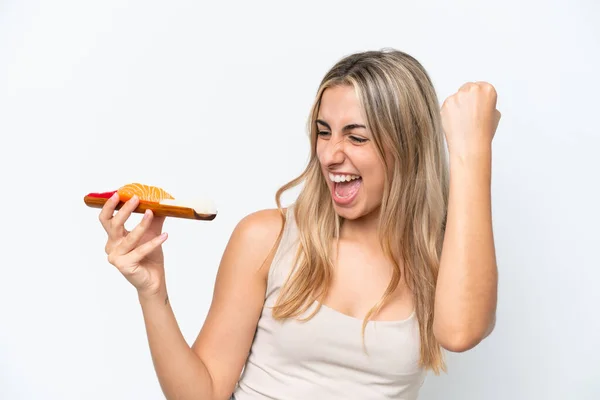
top-left (234, 208), bottom-right (286, 243)
top-left (230, 207), bottom-right (286, 275)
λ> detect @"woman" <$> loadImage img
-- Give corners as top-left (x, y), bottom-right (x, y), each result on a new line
top-left (99, 49), bottom-right (501, 399)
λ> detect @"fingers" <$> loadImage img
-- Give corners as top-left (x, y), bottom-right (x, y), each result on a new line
top-left (132, 231), bottom-right (168, 261)
top-left (98, 194), bottom-right (139, 239)
top-left (107, 231), bottom-right (168, 271)
top-left (111, 195), bottom-right (140, 231)
top-left (98, 192), bottom-right (121, 232)
top-left (146, 213), bottom-right (167, 236)
top-left (114, 209), bottom-right (156, 255)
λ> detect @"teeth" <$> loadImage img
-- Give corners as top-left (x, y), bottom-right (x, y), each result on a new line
top-left (329, 173), bottom-right (361, 183)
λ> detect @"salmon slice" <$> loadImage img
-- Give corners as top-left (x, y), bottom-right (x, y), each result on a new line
top-left (117, 183), bottom-right (174, 203)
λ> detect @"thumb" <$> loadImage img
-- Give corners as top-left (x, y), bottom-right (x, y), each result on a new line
top-left (494, 109), bottom-right (502, 128)
top-left (490, 109), bottom-right (501, 139)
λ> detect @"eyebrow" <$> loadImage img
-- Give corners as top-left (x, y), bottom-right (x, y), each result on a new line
top-left (316, 119), bottom-right (366, 132)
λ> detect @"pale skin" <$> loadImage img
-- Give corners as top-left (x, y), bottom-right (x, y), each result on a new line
top-left (435, 81), bottom-right (501, 351)
top-left (100, 82), bottom-right (500, 399)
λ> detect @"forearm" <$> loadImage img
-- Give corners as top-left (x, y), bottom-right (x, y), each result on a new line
top-left (434, 150), bottom-right (498, 350)
top-left (139, 287), bottom-right (215, 400)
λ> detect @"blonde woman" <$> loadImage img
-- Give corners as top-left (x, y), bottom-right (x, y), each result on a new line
top-left (99, 49), bottom-right (501, 399)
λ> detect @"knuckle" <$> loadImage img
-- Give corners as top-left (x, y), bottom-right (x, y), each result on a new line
top-left (126, 228), bottom-right (141, 245)
top-left (460, 82), bottom-right (473, 91)
top-left (110, 213), bottom-right (123, 225)
top-left (133, 246), bottom-right (146, 260)
top-left (104, 239), bottom-right (117, 255)
top-left (480, 81), bottom-right (496, 94)
top-left (106, 252), bottom-right (116, 265)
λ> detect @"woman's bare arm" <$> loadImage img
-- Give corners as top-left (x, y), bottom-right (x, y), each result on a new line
top-left (139, 208), bottom-right (284, 400)
top-left (434, 152), bottom-right (498, 353)
top-left (193, 208), bottom-right (284, 398)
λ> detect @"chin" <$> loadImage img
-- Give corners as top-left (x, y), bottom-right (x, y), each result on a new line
top-left (332, 201), bottom-right (381, 222)
top-left (330, 191), bottom-right (372, 221)
top-left (332, 203), bottom-right (364, 220)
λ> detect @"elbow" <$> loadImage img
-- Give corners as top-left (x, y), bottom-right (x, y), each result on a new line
top-left (435, 330), bottom-right (482, 353)
top-left (434, 316), bottom-right (496, 353)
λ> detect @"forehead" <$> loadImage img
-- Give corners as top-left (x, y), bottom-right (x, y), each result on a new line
top-left (317, 85), bottom-right (366, 123)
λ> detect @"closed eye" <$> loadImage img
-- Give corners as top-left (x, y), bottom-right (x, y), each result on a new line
top-left (349, 135), bottom-right (368, 143)
top-left (317, 131), bottom-right (367, 144)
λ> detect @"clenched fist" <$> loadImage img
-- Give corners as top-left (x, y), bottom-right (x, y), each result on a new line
top-left (440, 81), bottom-right (501, 157)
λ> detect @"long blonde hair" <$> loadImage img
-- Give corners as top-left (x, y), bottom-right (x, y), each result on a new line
top-left (270, 49), bottom-right (449, 373)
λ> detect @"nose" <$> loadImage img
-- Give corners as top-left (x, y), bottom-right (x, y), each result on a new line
top-left (320, 136), bottom-right (345, 168)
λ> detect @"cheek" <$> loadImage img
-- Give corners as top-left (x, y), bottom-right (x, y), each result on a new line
top-left (368, 169), bottom-right (386, 191)
top-left (361, 158), bottom-right (387, 195)
top-left (315, 141), bottom-right (325, 163)
top-left (360, 153), bottom-right (385, 176)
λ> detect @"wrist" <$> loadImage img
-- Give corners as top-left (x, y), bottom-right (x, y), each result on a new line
top-left (137, 283), bottom-right (169, 306)
top-left (449, 147), bottom-right (491, 171)
top-left (449, 145), bottom-right (491, 163)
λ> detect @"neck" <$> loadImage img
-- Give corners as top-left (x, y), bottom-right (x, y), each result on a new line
top-left (339, 207), bottom-right (381, 245)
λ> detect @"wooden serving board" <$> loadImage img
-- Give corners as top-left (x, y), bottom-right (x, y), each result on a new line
top-left (84, 195), bottom-right (217, 221)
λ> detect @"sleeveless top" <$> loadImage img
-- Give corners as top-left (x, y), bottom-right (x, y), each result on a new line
top-left (232, 206), bottom-right (427, 399)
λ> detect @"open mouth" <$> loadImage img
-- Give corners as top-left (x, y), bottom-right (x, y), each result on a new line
top-left (329, 173), bottom-right (362, 205)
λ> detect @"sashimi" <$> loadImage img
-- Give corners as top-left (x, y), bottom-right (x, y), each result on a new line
top-left (84, 183), bottom-right (217, 221)
top-left (117, 183), bottom-right (174, 203)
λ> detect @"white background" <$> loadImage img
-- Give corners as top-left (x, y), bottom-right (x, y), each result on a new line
top-left (1, 1), bottom-right (599, 399)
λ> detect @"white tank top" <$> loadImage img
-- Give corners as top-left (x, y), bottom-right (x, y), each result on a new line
top-left (233, 206), bottom-right (426, 399)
